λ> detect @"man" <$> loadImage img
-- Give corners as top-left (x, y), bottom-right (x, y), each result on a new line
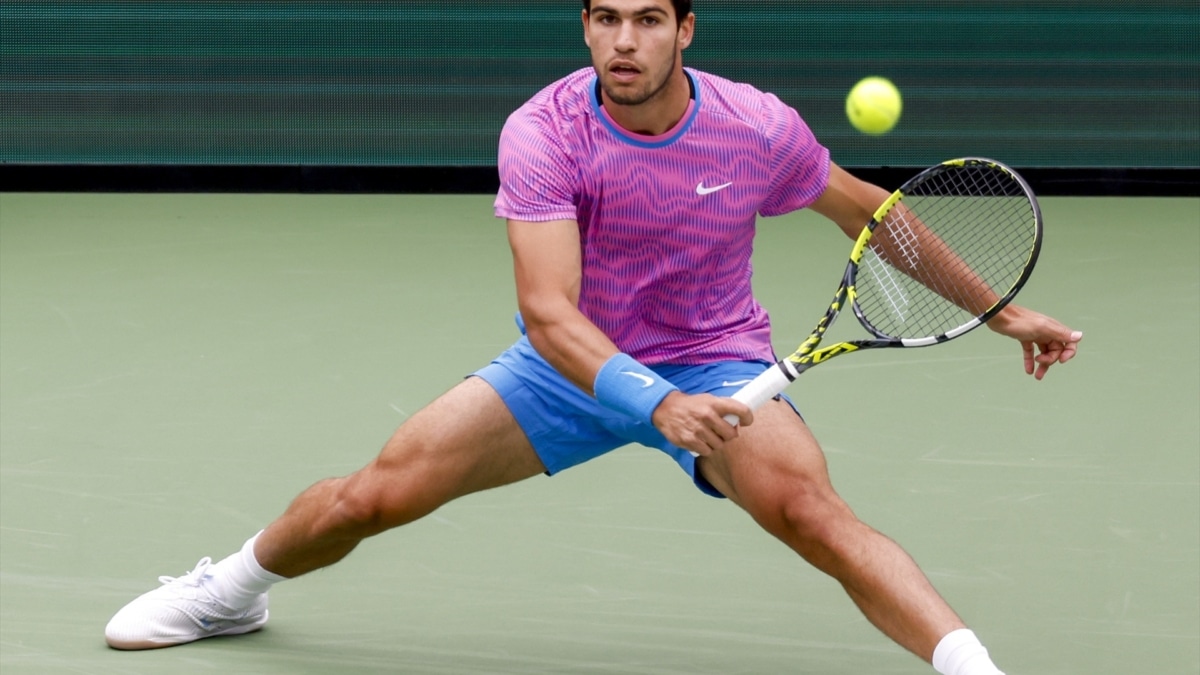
top-left (105, 1), bottom-right (1082, 673)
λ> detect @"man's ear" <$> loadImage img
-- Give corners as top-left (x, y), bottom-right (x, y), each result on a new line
top-left (677, 13), bottom-right (695, 50)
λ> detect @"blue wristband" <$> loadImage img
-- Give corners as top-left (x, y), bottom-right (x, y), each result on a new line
top-left (593, 353), bottom-right (679, 425)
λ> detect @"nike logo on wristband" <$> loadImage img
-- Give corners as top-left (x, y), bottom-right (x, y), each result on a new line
top-left (620, 371), bottom-right (656, 388)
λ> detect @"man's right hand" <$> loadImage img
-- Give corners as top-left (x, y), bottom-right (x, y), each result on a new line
top-left (651, 391), bottom-right (753, 456)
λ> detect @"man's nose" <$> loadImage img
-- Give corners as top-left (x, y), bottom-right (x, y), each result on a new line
top-left (614, 22), bottom-right (636, 51)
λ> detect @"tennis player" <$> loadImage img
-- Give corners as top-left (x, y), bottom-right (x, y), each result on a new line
top-left (105, 1), bottom-right (1082, 672)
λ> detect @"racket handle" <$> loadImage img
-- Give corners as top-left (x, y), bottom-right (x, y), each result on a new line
top-left (723, 364), bottom-right (794, 426)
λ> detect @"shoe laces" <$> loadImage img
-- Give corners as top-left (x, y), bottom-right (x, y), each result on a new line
top-left (158, 557), bottom-right (214, 589)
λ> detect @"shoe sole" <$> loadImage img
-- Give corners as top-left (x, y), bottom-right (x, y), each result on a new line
top-left (105, 611), bottom-right (269, 650)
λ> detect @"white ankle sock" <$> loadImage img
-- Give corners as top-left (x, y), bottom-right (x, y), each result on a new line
top-left (210, 531), bottom-right (287, 608)
top-left (932, 628), bottom-right (1005, 675)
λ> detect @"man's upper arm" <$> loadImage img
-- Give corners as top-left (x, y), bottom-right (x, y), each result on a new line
top-left (759, 93), bottom-right (831, 216)
top-left (507, 218), bottom-right (582, 322)
top-left (507, 217), bottom-right (622, 391)
top-left (808, 163), bottom-right (892, 239)
top-left (495, 107), bottom-right (578, 223)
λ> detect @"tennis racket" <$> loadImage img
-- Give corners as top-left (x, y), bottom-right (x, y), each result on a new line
top-left (726, 157), bottom-right (1042, 421)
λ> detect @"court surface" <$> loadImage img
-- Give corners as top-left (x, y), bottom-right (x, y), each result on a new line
top-left (1, 192), bottom-right (1197, 674)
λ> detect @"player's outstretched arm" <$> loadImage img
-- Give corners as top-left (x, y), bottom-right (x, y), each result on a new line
top-left (987, 304), bottom-right (1083, 380)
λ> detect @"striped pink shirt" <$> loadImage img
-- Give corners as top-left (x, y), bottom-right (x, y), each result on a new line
top-left (496, 67), bottom-right (830, 365)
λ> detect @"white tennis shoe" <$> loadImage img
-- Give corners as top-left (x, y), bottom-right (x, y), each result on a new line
top-left (105, 557), bottom-right (268, 650)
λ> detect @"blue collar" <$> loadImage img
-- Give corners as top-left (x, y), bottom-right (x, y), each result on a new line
top-left (590, 69), bottom-right (700, 149)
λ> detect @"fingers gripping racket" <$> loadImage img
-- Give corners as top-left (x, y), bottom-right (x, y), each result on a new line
top-left (726, 158), bottom-right (1043, 421)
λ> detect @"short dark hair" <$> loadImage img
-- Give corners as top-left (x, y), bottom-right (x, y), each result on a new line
top-left (581, 0), bottom-right (693, 26)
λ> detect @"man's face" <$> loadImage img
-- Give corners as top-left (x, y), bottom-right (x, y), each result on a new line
top-left (583, 0), bottom-right (694, 106)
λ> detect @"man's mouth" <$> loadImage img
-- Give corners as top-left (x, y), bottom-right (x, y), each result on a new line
top-left (609, 63), bottom-right (641, 81)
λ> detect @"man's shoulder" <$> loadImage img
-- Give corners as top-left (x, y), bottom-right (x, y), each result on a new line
top-left (506, 68), bottom-right (596, 134)
top-left (691, 68), bottom-right (763, 98)
top-left (691, 69), bottom-right (790, 132)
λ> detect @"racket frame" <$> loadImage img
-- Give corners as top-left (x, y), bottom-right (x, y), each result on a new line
top-left (728, 158), bottom-right (1042, 416)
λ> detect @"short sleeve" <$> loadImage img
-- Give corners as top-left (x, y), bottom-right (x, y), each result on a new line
top-left (758, 93), bottom-right (831, 217)
top-left (494, 105), bottom-right (580, 222)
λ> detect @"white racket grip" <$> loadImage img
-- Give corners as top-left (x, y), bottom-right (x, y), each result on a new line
top-left (722, 363), bottom-right (794, 426)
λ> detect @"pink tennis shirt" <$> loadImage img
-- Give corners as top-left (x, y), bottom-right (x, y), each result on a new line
top-left (495, 67), bottom-right (831, 365)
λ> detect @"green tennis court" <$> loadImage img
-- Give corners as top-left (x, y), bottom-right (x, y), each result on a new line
top-left (1, 193), bottom-right (1197, 674)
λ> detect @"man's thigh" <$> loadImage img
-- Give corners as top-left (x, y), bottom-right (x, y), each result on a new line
top-left (369, 375), bottom-right (550, 508)
top-left (473, 337), bottom-right (628, 476)
top-left (695, 397), bottom-right (838, 512)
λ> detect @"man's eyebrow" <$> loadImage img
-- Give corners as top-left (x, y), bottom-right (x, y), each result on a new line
top-left (590, 4), bottom-right (670, 17)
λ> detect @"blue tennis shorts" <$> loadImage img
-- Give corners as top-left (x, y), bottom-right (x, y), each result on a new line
top-left (473, 336), bottom-right (794, 498)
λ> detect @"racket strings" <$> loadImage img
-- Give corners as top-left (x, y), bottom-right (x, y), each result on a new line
top-left (856, 164), bottom-right (1037, 339)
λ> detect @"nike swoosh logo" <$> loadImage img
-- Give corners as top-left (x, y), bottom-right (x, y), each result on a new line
top-left (620, 371), bottom-right (656, 388)
top-left (721, 379), bottom-right (753, 387)
top-left (696, 181), bottom-right (733, 195)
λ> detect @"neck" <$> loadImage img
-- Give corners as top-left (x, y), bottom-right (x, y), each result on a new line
top-left (601, 67), bottom-right (692, 136)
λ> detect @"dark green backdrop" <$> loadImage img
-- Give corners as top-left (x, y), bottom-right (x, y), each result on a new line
top-left (3, 1), bottom-right (1197, 168)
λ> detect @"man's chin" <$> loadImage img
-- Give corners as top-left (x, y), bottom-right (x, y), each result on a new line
top-left (601, 82), bottom-right (651, 106)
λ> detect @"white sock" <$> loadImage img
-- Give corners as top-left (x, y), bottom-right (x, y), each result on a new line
top-left (932, 628), bottom-right (1006, 675)
top-left (209, 531), bottom-right (287, 608)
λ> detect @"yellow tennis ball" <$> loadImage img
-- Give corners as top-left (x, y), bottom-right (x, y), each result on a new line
top-left (846, 76), bottom-right (902, 135)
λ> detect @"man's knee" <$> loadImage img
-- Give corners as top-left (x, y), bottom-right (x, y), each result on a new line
top-left (327, 455), bottom-right (444, 537)
top-left (758, 485), bottom-right (863, 565)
